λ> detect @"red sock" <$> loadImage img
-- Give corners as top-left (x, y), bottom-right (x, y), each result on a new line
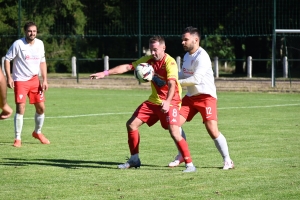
top-left (128, 130), bottom-right (140, 155)
top-left (176, 139), bottom-right (192, 164)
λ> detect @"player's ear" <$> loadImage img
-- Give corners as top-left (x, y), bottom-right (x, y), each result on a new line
top-left (194, 36), bottom-right (198, 43)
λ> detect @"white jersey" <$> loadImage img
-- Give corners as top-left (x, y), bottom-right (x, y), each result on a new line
top-left (5, 37), bottom-right (46, 81)
top-left (179, 47), bottom-right (217, 98)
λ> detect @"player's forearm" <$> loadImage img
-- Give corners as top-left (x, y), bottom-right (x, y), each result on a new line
top-left (90, 64), bottom-right (132, 79)
top-left (0, 69), bottom-right (7, 107)
top-left (108, 64), bottom-right (132, 75)
top-left (166, 81), bottom-right (176, 103)
top-left (40, 62), bottom-right (48, 81)
top-left (178, 71), bottom-right (184, 79)
top-left (179, 73), bottom-right (204, 86)
top-left (4, 60), bottom-right (11, 79)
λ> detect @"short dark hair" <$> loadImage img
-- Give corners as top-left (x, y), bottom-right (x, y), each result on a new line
top-left (183, 26), bottom-right (200, 38)
top-left (149, 35), bottom-right (165, 45)
top-left (24, 21), bottom-right (37, 31)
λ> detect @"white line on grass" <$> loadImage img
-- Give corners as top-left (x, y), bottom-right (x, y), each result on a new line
top-left (6, 112), bottom-right (133, 120)
top-left (256, 99), bottom-right (300, 102)
top-left (4, 104), bottom-right (299, 120)
top-left (218, 103), bottom-right (300, 110)
top-left (46, 112), bottom-right (133, 118)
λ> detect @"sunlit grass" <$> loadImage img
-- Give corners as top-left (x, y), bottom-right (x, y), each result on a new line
top-left (1, 89), bottom-right (299, 199)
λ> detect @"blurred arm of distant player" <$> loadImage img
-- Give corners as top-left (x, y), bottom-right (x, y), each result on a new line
top-left (0, 67), bottom-right (13, 119)
top-left (40, 61), bottom-right (48, 91)
top-left (89, 64), bottom-right (133, 79)
top-left (4, 60), bottom-right (14, 89)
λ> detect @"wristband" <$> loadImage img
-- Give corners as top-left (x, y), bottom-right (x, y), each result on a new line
top-left (104, 70), bottom-right (109, 76)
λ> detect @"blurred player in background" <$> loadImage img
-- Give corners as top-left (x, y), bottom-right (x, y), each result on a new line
top-left (90, 35), bottom-right (196, 172)
top-left (168, 26), bottom-right (234, 170)
top-left (0, 67), bottom-right (13, 119)
top-left (4, 21), bottom-right (50, 147)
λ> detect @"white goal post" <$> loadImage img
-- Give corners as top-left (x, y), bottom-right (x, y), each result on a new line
top-left (271, 29), bottom-right (300, 87)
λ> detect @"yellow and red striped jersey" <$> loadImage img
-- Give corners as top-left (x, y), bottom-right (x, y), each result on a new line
top-left (132, 54), bottom-right (182, 106)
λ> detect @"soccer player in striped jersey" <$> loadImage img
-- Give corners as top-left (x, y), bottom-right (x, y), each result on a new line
top-left (90, 35), bottom-right (196, 172)
top-left (168, 26), bottom-right (234, 170)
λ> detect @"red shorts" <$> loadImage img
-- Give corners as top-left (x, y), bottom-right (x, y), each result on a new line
top-left (133, 101), bottom-right (180, 130)
top-left (14, 75), bottom-right (45, 104)
top-left (180, 94), bottom-right (217, 123)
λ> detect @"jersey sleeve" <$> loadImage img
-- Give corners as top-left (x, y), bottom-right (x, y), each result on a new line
top-left (165, 56), bottom-right (178, 81)
top-left (5, 41), bottom-right (19, 61)
top-left (40, 41), bottom-right (46, 63)
top-left (131, 55), bottom-right (153, 69)
top-left (165, 55), bottom-right (182, 104)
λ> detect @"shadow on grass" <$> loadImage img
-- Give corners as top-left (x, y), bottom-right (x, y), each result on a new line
top-left (1, 158), bottom-right (161, 169)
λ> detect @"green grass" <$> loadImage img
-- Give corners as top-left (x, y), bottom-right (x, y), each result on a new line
top-left (1, 88), bottom-right (300, 200)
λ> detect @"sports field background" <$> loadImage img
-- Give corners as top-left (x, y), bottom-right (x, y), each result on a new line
top-left (0, 87), bottom-right (299, 199)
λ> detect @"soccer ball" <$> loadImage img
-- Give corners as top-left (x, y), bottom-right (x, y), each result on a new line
top-left (134, 63), bottom-right (154, 83)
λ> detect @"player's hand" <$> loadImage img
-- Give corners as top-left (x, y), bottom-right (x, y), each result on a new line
top-left (6, 78), bottom-right (14, 89)
top-left (41, 80), bottom-right (48, 91)
top-left (0, 103), bottom-right (13, 120)
top-left (90, 72), bottom-right (105, 79)
top-left (161, 100), bottom-right (170, 113)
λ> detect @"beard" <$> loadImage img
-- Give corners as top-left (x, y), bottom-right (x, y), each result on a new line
top-left (26, 35), bottom-right (35, 42)
top-left (183, 45), bottom-right (193, 52)
top-left (153, 56), bottom-right (159, 61)
top-left (183, 41), bottom-right (196, 52)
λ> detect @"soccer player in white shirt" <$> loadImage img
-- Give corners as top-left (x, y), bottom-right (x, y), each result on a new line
top-left (168, 26), bottom-right (234, 170)
top-left (4, 21), bottom-right (50, 147)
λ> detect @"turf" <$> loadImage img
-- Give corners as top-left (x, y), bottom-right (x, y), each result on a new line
top-left (0, 88), bottom-right (299, 200)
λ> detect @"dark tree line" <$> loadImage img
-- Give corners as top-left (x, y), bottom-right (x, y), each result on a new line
top-left (0, 0), bottom-right (299, 76)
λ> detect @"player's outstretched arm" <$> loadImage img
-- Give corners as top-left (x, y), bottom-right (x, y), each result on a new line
top-left (90, 64), bottom-right (132, 79)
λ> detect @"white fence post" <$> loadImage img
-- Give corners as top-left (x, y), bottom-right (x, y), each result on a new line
top-left (1, 57), bottom-right (5, 76)
top-left (176, 56), bottom-right (181, 72)
top-left (214, 56), bottom-right (219, 78)
top-left (283, 56), bottom-right (288, 78)
top-left (104, 56), bottom-right (109, 71)
top-left (247, 56), bottom-right (252, 78)
top-left (71, 56), bottom-right (76, 77)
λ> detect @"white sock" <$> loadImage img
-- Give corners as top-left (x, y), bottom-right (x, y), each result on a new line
top-left (130, 153), bottom-right (139, 161)
top-left (186, 162), bottom-right (194, 167)
top-left (14, 114), bottom-right (23, 140)
top-left (34, 113), bottom-right (45, 134)
top-left (214, 132), bottom-right (231, 162)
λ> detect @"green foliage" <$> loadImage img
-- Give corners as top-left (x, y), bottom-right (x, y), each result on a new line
top-left (0, 0), bottom-right (299, 74)
top-left (0, 0), bottom-right (87, 72)
top-left (42, 36), bottom-right (75, 73)
top-left (0, 0), bottom-right (18, 29)
top-left (203, 25), bottom-right (235, 66)
top-left (204, 35), bottom-right (235, 60)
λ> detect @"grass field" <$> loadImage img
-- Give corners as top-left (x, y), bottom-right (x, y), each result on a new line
top-left (1, 88), bottom-right (300, 200)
